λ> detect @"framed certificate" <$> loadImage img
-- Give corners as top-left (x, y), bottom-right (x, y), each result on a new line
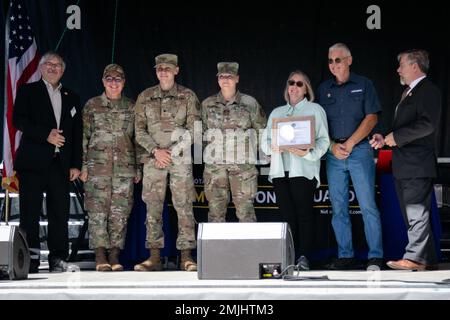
top-left (272, 116), bottom-right (315, 149)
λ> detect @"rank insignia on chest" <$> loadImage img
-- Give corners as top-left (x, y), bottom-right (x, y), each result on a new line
top-left (327, 93), bottom-right (331, 98)
top-left (223, 109), bottom-right (230, 116)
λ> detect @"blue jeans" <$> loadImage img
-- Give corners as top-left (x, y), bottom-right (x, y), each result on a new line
top-left (326, 141), bottom-right (383, 259)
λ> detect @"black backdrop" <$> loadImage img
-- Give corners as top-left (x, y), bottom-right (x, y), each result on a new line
top-left (1, 0), bottom-right (449, 265)
top-left (1, 0), bottom-right (449, 157)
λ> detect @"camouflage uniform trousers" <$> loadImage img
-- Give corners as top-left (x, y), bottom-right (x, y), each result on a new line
top-left (142, 161), bottom-right (196, 250)
top-left (203, 163), bottom-right (258, 222)
top-left (85, 176), bottom-right (134, 249)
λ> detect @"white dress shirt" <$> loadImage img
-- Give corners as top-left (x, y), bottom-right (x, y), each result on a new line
top-left (406, 75), bottom-right (426, 95)
top-left (43, 79), bottom-right (62, 152)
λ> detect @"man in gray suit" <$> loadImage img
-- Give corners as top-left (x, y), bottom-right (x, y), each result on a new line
top-left (370, 49), bottom-right (441, 271)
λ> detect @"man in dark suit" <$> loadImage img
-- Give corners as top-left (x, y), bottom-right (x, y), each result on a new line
top-left (13, 52), bottom-right (82, 273)
top-left (370, 49), bottom-right (441, 271)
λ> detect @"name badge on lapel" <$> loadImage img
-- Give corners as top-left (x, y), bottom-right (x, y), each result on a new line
top-left (71, 107), bottom-right (77, 118)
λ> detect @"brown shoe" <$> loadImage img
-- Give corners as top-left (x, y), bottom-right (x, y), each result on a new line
top-left (109, 247), bottom-right (124, 271)
top-left (386, 259), bottom-right (426, 271)
top-left (180, 249), bottom-right (197, 272)
top-left (95, 247), bottom-right (112, 272)
top-left (134, 249), bottom-right (163, 271)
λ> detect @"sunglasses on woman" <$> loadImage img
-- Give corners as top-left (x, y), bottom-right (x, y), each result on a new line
top-left (288, 80), bottom-right (304, 87)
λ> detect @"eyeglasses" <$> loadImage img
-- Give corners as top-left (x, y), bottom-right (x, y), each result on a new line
top-left (328, 56), bottom-right (349, 65)
top-left (287, 80), bottom-right (304, 87)
top-left (44, 61), bottom-right (63, 69)
top-left (156, 66), bottom-right (173, 73)
top-left (218, 74), bottom-right (235, 80)
top-left (104, 76), bottom-right (124, 83)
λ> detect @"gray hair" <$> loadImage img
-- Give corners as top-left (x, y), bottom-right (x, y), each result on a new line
top-left (397, 49), bottom-right (429, 74)
top-left (39, 51), bottom-right (66, 71)
top-left (329, 43), bottom-right (352, 57)
top-left (284, 70), bottom-right (315, 103)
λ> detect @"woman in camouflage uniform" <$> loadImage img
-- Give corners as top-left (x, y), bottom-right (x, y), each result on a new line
top-left (80, 64), bottom-right (142, 271)
top-left (201, 62), bottom-right (267, 222)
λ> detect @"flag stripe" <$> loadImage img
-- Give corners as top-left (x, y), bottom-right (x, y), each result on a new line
top-left (3, 69), bottom-right (15, 177)
top-left (17, 50), bottom-right (40, 87)
top-left (2, 0), bottom-right (40, 192)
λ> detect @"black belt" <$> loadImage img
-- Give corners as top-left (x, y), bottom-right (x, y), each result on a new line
top-left (332, 137), bottom-right (369, 145)
top-left (332, 138), bottom-right (349, 144)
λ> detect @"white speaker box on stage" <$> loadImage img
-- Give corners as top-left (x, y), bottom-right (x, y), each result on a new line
top-left (0, 225), bottom-right (30, 280)
top-left (197, 222), bottom-right (295, 280)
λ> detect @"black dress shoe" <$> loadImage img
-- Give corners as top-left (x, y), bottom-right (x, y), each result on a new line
top-left (49, 258), bottom-right (68, 273)
top-left (296, 256), bottom-right (310, 271)
top-left (426, 264), bottom-right (439, 271)
top-left (326, 258), bottom-right (356, 270)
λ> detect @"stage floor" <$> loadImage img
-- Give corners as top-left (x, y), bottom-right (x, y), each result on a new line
top-left (1, 264), bottom-right (450, 300)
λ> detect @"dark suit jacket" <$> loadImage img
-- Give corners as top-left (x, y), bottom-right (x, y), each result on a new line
top-left (13, 79), bottom-right (83, 173)
top-left (392, 78), bottom-right (441, 179)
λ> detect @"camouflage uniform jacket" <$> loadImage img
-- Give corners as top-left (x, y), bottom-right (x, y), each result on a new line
top-left (82, 93), bottom-right (142, 177)
top-left (201, 91), bottom-right (267, 164)
top-left (134, 83), bottom-right (200, 158)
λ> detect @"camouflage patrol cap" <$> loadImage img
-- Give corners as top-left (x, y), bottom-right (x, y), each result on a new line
top-left (217, 62), bottom-right (239, 76)
top-left (103, 63), bottom-right (125, 79)
top-left (154, 54), bottom-right (178, 67)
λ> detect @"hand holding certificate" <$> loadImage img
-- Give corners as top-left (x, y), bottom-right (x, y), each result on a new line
top-left (272, 116), bottom-right (315, 150)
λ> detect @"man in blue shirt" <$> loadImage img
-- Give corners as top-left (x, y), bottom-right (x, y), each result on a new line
top-left (317, 43), bottom-right (383, 270)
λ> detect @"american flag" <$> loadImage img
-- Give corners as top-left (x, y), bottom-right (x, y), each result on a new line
top-left (2, 0), bottom-right (40, 192)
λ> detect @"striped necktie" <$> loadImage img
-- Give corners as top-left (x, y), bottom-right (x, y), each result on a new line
top-left (400, 85), bottom-right (411, 102)
top-left (395, 86), bottom-right (410, 118)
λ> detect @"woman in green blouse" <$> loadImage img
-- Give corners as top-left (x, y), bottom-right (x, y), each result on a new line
top-left (261, 70), bottom-right (330, 270)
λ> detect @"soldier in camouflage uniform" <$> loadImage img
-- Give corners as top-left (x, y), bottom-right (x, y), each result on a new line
top-left (80, 64), bottom-right (143, 271)
top-left (134, 54), bottom-right (200, 272)
top-left (202, 62), bottom-right (267, 222)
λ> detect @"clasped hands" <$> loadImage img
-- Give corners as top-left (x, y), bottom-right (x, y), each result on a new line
top-left (369, 133), bottom-right (397, 150)
top-left (47, 129), bottom-right (65, 148)
top-left (153, 148), bottom-right (172, 169)
top-left (325, 140), bottom-right (356, 160)
top-left (330, 142), bottom-right (352, 160)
